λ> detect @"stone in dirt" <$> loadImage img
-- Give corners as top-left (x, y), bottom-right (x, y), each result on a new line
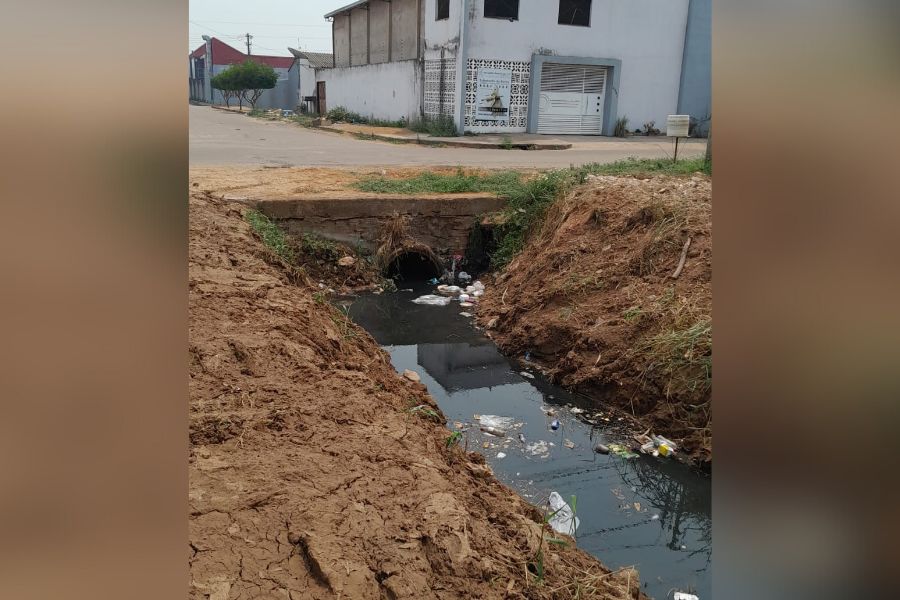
top-left (402, 369), bottom-right (421, 382)
top-left (338, 255), bottom-right (356, 267)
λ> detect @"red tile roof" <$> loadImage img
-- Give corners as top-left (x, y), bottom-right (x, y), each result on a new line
top-left (190, 38), bottom-right (295, 69)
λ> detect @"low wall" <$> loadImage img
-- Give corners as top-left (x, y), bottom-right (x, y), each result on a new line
top-left (316, 61), bottom-right (422, 122)
top-left (255, 195), bottom-right (506, 255)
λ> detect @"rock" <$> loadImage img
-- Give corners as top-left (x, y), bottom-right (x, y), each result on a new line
top-left (402, 369), bottom-right (421, 383)
top-left (287, 532), bottom-right (302, 545)
top-left (487, 317), bottom-right (499, 329)
top-left (593, 443), bottom-right (610, 454)
top-left (337, 256), bottom-right (356, 267)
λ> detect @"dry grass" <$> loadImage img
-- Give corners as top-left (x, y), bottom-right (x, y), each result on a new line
top-left (373, 214), bottom-right (443, 274)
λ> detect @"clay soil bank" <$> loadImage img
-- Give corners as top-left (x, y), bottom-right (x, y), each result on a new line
top-left (189, 191), bottom-right (646, 599)
top-left (478, 174), bottom-right (712, 464)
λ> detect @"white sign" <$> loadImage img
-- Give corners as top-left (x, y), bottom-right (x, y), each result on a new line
top-left (667, 114), bottom-right (690, 137)
top-left (475, 68), bottom-right (512, 122)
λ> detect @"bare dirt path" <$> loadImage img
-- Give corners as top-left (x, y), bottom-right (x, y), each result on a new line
top-left (189, 105), bottom-right (706, 168)
top-left (188, 191), bottom-right (646, 599)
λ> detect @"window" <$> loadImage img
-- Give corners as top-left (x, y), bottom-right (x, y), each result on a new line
top-left (558, 0), bottom-right (591, 27)
top-left (484, 0), bottom-right (519, 20)
top-left (436, 0), bottom-right (449, 20)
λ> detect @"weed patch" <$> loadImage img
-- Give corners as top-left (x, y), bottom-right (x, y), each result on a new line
top-left (246, 209), bottom-right (294, 263)
top-left (326, 106), bottom-right (406, 128)
top-left (354, 169), bottom-right (523, 195)
top-left (408, 114), bottom-right (457, 137)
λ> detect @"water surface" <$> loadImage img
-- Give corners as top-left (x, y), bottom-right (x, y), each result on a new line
top-left (341, 282), bottom-right (711, 599)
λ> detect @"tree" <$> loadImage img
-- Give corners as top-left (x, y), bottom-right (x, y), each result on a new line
top-left (210, 70), bottom-right (240, 108)
top-left (233, 60), bottom-right (278, 110)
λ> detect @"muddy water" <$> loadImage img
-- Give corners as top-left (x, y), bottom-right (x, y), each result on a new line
top-left (340, 282), bottom-right (711, 600)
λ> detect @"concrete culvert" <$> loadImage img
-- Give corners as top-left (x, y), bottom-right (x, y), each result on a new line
top-left (386, 250), bottom-right (442, 280)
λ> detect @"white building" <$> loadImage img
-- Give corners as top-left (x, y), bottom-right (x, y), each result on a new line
top-left (314, 0), bottom-right (710, 136)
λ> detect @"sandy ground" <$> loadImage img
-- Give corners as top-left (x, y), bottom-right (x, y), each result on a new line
top-left (189, 166), bottom-right (515, 200)
top-left (478, 174), bottom-right (712, 464)
top-left (188, 191), bottom-right (646, 599)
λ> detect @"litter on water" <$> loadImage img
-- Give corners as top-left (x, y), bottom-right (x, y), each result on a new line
top-left (526, 440), bottom-right (551, 456)
top-left (520, 371), bottom-right (535, 379)
top-left (478, 415), bottom-right (516, 430)
top-left (673, 592), bottom-right (699, 600)
top-left (496, 452), bottom-right (507, 459)
top-left (412, 295), bottom-right (451, 306)
top-left (547, 492), bottom-right (580, 536)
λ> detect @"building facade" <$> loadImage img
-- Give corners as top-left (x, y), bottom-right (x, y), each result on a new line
top-left (189, 38), bottom-right (300, 110)
top-left (316, 0), bottom-right (711, 136)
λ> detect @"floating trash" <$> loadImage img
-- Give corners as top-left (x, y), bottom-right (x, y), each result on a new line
top-left (548, 492), bottom-right (580, 536)
top-left (412, 294), bottom-right (451, 306)
top-left (520, 371), bottom-right (534, 379)
top-left (496, 452), bottom-right (506, 459)
top-left (526, 440), bottom-right (551, 456)
top-left (550, 419), bottom-right (560, 431)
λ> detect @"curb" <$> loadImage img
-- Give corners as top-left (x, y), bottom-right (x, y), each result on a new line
top-left (318, 126), bottom-right (571, 151)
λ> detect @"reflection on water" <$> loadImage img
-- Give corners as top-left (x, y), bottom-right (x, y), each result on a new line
top-left (341, 283), bottom-right (711, 599)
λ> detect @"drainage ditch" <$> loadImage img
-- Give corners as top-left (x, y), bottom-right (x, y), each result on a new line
top-left (337, 279), bottom-right (711, 600)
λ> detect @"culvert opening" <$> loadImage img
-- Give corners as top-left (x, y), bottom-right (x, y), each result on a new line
top-left (387, 251), bottom-right (442, 281)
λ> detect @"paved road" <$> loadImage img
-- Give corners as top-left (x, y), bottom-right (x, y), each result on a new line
top-left (189, 105), bottom-right (707, 168)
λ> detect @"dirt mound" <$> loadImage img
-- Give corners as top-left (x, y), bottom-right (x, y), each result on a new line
top-left (189, 191), bottom-right (646, 599)
top-left (478, 174), bottom-right (712, 463)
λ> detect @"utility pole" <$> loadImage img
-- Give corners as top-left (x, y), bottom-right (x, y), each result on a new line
top-left (245, 33), bottom-right (253, 55)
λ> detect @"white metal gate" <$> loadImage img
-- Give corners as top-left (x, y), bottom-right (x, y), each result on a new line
top-left (537, 63), bottom-right (607, 135)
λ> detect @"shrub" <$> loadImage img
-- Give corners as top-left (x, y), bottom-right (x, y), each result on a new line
top-left (408, 114), bottom-right (458, 137)
top-left (614, 116), bottom-right (629, 137)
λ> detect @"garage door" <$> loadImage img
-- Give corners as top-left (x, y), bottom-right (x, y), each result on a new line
top-left (537, 63), bottom-right (607, 135)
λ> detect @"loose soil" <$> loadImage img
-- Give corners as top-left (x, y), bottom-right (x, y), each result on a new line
top-left (189, 190), bottom-right (647, 599)
top-left (190, 166), bottom-right (523, 200)
top-left (478, 174), bottom-right (712, 464)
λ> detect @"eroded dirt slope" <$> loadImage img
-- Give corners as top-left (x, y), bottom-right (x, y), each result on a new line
top-left (478, 175), bottom-right (712, 463)
top-left (189, 192), bottom-right (645, 599)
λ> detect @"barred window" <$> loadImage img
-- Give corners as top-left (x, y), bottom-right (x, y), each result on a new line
top-left (558, 0), bottom-right (592, 27)
top-left (484, 0), bottom-right (519, 20)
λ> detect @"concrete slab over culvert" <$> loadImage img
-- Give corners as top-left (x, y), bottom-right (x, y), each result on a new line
top-left (253, 194), bottom-right (507, 256)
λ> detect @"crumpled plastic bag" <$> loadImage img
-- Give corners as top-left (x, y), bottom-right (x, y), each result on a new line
top-left (478, 415), bottom-right (515, 430)
top-left (548, 491), bottom-right (580, 536)
top-left (412, 294), bottom-right (451, 306)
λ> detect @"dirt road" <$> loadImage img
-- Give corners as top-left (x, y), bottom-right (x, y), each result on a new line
top-left (189, 105), bottom-right (706, 168)
top-left (188, 191), bottom-right (646, 599)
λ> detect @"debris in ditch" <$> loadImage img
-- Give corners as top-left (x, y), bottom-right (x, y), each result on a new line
top-left (526, 440), bottom-right (551, 456)
top-left (480, 426), bottom-right (506, 437)
top-left (337, 256), bottom-right (356, 267)
top-left (412, 294), bottom-right (451, 306)
top-left (563, 439), bottom-right (575, 449)
top-left (459, 293), bottom-right (471, 302)
top-left (550, 419), bottom-right (560, 431)
top-left (478, 415), bottom-right (515, 430)
top-left (607, 443), bottom-right (639, 459)
top-left (673, 592), bottom-right (699, 600)
top-left (437, 285), bottom-right (461, 295)
top-left (651, 514), bottom-right (660, 520)
top-left (520, 371), bottom-right (534, 379)
top-left (593, 443), bottom-right (610, 454)
top-left (487, 317), bottom-right (499, 329)
top-left (570, 407), bottom-right (585, 414)
top-left (518, 433), bottom-right (526, 444)
top-left (496, 452), bottom-right (506, 459)
top-left (459, 311), bottom-right (473, 317)
top-left (460, 302), bottom-right (474, 308)
top-left (548, 492), bottom-right (580, 536)
top-left (458, 271), bottom-right (472, 284)
top-left (402, 369), bottom-right (421, 383)
top-left (427, 277), bottom-right (439, 285)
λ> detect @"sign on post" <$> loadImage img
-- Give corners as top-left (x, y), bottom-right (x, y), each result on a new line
top-left (666, 114), bottom-right (690, 161)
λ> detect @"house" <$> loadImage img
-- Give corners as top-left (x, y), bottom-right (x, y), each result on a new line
top-left (287, 49), bottom-right (336, 114)
top-left (188, 37), bottom-right (299, 110)
top-left (314, 0), bottom-right (710, 136)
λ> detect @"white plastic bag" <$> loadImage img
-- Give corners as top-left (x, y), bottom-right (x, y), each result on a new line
top-left (478, 415), bottom-right (515, 430)
top-left (412, 294), bottom-right (451, 306)
top-left (548, 492), bottom-right (580, 536)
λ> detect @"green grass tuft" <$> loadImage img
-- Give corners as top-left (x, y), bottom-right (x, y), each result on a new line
top-left (408, 114), bottom-right (458, 137)
top-left (245, 209), bottom-right (294, 263)
top-left (353, 169), bottom-right (523, 195)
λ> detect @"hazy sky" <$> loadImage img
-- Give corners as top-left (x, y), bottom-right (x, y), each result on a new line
top-left (189, 0), bottom-right (347, 56)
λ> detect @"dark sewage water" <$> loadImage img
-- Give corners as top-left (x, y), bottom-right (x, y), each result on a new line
top-left (339, 281), bottom-right (711, 600)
